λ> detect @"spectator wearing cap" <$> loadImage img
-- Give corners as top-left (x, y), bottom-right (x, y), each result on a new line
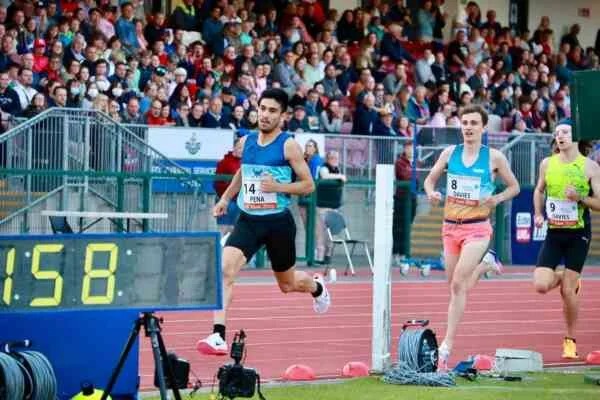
top-left (220, 87), bottom-right (236, 117)
top-left (115, 2), bottom-right (138, 54)
top-left (288, 105), bottom-right (310, 132)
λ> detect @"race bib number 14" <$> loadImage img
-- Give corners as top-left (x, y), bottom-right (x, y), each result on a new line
top-left (243, 176), bottom-right (277, 209)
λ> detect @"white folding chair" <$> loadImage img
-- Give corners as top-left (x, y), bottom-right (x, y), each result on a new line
top-left (323, 210), bottom-right (373, 276)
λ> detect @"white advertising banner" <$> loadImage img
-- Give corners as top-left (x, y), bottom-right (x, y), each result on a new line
top-left (147, 127), bottom-right (235, 160)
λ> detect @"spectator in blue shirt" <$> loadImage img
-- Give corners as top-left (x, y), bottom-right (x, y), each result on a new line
top-left (115, 2), bottom-right (138, 54)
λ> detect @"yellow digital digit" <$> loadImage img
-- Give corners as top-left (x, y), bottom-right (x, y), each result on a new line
top-left (2, 248), bottom-right (16, 305)
top-left (30, 244), bottom-right (64, 307)
top-left (82, 243), bottom-right (118, 305)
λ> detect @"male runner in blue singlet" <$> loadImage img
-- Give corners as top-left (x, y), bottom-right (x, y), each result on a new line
top-left (197, 89), bottom-right (331, 355)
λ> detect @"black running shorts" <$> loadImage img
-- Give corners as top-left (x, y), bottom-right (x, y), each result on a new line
top-left (226, 210), bottom-right (296, 272)
top-left (536, 228), bottom-right (591, 274)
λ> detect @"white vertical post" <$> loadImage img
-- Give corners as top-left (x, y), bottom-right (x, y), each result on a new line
top-left (371, 164), bottom-right (394, 373)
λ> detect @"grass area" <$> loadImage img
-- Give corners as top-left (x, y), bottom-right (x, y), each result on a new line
top-left (146, 371), bottom-right (600, 400)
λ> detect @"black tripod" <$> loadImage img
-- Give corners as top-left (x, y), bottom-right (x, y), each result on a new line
top-left (101, 313), bottom-right (182, 400)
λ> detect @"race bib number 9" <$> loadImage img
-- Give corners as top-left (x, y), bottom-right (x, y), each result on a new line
top-left (243, 176), bottom-right (277, 209)
top-left (446, 174), bottom-right (481, 206)
top-left (546, 197), bottom-right (578, 226)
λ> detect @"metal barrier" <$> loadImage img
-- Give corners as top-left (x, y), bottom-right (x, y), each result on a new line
top-left (0, 168), bottom-right (425, 268)
top-left (3, 112), bottom-right (549, 262)
top-left (0, 108), bottom-right (199, 229)
top-left (501, 133), bottom-right (553, 186)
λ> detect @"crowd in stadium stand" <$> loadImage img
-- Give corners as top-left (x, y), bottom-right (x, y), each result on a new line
top-left (0, 0), bottom-right (599, 136)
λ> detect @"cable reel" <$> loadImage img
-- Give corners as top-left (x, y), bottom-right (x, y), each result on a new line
top-left (0, 341), bottom-right (57, 400)
top-left (398, 320), bottom-right (439, 373)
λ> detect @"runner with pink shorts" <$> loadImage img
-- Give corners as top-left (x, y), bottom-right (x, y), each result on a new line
top-left (423, 105), bottom-right (520, 370)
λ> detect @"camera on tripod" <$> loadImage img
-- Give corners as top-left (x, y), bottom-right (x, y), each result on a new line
top-left (217, 330), bottom-right (266, 400)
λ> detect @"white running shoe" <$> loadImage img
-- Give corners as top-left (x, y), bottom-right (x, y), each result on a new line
top-left (312, 274), bottom-right (331, 314)
top-left (327, 268), bottom-right (337, 283)
top-left (482, 249), bottom-right (503, 278)
top-left (399, 262), bottom-right (410, 276)
top-left (196, 333), bottom-right (228, 356)
top-left (437, 341), bottom-right (451, 372)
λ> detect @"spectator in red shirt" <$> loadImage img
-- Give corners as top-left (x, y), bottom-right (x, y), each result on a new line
top-left (393, 140), bottom-right (417, 272)
top-left (214, 138), bottom-right (243, 236)
top-left (145, 99), bottom-right (168, 125)
top-left (32, 39), bottom-right (48, 73)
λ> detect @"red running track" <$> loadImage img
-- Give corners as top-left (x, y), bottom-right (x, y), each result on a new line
top-left (139, 273), bottom-right (600, 389)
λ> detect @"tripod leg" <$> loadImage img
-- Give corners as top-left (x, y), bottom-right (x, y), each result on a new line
top-left (146, 316), bottom-right (169, 400)
top-left (156, 326), bottom-right (183, 400)
top-left (101, 318), bottom-right (143, 400)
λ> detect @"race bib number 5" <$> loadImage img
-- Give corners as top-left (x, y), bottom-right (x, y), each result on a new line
top-left (546, 197), bottom-right (578, 226)
top-left (243, 176), bottom-right (277, 210)
top-left (446, 174), bottom-right (481, 206)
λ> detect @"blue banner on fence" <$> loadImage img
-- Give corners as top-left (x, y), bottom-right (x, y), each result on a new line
top-left (152, 160), bottom-right (217, 194)
top-left (510, 187), bottom-right (547, 265)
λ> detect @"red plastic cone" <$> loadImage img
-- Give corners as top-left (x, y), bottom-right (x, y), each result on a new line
top-left (282, 364), bottom-right (316, 381)
top-left (341, 361), bottom-right (369, 377)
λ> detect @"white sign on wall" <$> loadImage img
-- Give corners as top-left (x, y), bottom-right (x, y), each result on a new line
top-left (147, 127), bottom-right (235, 160)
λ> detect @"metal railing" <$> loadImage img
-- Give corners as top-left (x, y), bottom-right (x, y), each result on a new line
top-left (501, 133), bottom-right (553, 186)
top-left (0, 108), bottom-right (200, 230)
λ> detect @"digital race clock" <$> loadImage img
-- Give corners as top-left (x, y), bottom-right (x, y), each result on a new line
top-left (0, 232), bottom-right (222, 313)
